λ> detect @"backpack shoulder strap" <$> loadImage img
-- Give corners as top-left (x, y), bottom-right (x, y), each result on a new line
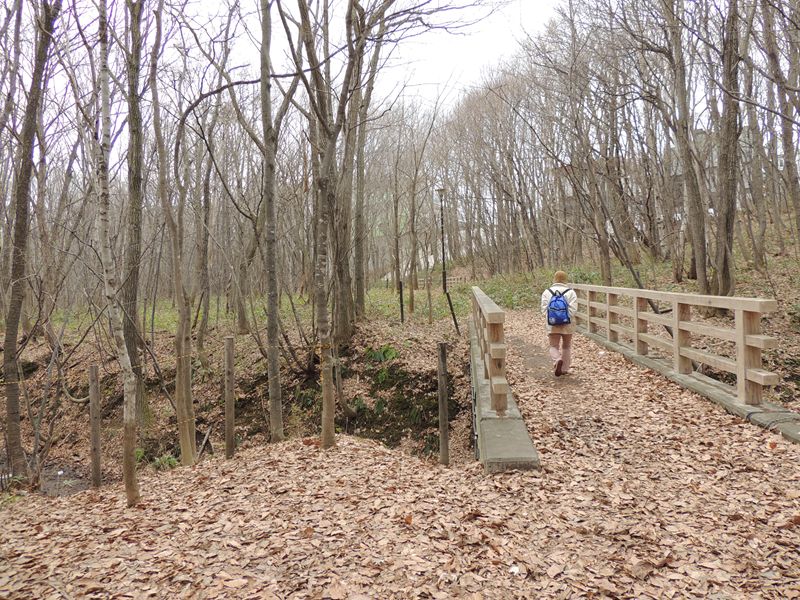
top-left (548, 287), bottom-right (562, 297)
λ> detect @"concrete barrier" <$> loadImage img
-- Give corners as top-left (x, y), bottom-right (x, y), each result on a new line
top-left (469, 292), bottom-right (540, 473)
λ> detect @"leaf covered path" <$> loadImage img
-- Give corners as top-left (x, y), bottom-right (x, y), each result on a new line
top-left (1, 310), bottom-right (799, 598)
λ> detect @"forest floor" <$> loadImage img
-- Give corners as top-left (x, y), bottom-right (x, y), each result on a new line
top-left (2, 311), bottom-right (799, 598)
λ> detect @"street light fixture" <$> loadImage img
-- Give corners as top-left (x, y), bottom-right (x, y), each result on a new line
top-left (436, 187), bottom-right (460, 335)
top-left (436, 188), bottom-right (446, 292)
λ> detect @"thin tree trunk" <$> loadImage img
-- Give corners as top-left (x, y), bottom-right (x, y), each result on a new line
top-left (98, 0), bottom-right (140, 506)
top-left (261, 0), bottom-right (284, 442)
top-left (762, 0), bottom-right (800, 245)
top-left (3, 0), bottom-right (61, 479)
top-left (711, 0), bottom-right (739, 296)
top-left (665, 0), bottom-right (710, 294)
top-left (122, 0), bottom-right (146, 426)
top-left (150, 1), bottom-right (195, 465)
top-left (353, 17), bottom-right (385, 318)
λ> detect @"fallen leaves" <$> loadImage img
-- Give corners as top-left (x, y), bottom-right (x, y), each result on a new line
top-left (0, 310), bottom-right (799, 599)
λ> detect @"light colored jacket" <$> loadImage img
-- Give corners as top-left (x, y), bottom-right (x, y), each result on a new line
top-left (541, 284), bottom-right (578, 334)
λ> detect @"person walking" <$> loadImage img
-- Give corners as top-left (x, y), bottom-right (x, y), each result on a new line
top-left (541, 271), bottom-right (578, 376)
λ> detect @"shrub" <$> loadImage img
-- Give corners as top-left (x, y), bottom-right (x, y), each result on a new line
top-left (365, 344), bottom-right (399, 362)
top-left (152, 454), bottom-right (178, 471)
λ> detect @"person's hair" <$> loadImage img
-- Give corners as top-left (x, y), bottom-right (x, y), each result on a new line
top-left (554, 270), bottom-right (568, 284)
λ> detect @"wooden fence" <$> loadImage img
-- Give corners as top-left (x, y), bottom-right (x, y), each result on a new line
top-left (416, 274), bottom-right (470, 290)
top-left (471, 287), bottom-right (508, 413)
top-left (571, 284), bottom-right (779, 406)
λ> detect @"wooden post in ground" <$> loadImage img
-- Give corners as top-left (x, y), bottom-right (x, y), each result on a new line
top-left (399, 280), bottom-right (405, 323)
top-left (224, 336), bottom-right (235, 458)
top-left (88, 365), bottom-right (102, 488)
top-left (437, 342), bottom-right (449, 466)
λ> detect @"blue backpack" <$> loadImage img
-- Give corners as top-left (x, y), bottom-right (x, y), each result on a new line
top-left (546, 288), bottom-right (571, 326)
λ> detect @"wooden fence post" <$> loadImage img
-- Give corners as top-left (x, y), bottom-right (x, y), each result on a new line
top-left (438, 342), bottom-right (449, 466)
top-left (607, 293), bottom-right (619, 343)
top-left (89, 364), bottom-right (102, 488)
top-left (224, 336), bottom-right (235, 459)
top-left (588, 290), bottom-right (598, 334)
top-left (487, 322), bottom-right (508, 414)
top-left (736, 309), bottom-right (762, 405)
top-left (673, 302), bottom-right (692, 374)
top-left (634, 296), bottom-right (648, 355)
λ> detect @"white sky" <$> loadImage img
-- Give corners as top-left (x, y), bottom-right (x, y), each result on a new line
top-left (384, 0), bottom-right (559, 107)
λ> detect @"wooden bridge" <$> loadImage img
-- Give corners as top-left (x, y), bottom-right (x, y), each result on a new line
top-left (571, 283), bottom-right (797, 443)
top-left (469, 287), bottom-right (540, 473)
top-left (468, 283), bottom-right (797, 473)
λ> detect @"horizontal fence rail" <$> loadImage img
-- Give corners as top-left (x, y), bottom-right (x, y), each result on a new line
top-left (418, 275), bottom-right (470, 289)
top-left (571, 284), bottom-right (779, 406)
top-left (471, 286), bottom-right (508, 413)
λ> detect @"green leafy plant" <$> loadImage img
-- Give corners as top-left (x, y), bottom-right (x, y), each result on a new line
top-left (353, 396), bottom-right (367, 412)
top-left (134, 447), bottom-right (146, 464)
top-left (152, 454), bottom-right (178, 471)
top-left (376, 366), bottom-right (391, 386)
top-left (570, 267), bottom-right (601, 284)
top-left (365, 344), bottom-right (399, 363)
top-left (374, 398), bottom-right (386, 416)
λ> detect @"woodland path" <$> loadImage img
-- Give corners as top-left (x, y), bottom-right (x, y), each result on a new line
top-left (0, 310), bottom-right (799, 598)
top-left (502, 309), bottom-right (800, 596)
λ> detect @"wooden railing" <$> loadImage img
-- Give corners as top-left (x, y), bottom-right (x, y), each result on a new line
top-left (572, 284), bottom-right (780, 406)
top-left (419, 275), bottom-right (470, 290)
top-left (471, 287), bottom-right (508, 413)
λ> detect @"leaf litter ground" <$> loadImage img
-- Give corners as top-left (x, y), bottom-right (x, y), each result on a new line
top-left (1, 310), bottom-right (799, 598)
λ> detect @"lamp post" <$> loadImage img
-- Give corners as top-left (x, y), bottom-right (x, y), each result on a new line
top-left (437, 187), bottom-right (460, 335)
top-left (436, 187), bottom-right (446, 292)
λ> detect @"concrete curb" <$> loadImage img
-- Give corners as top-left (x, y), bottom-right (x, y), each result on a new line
top-left (578, 327), bottom-right (800, 445)
top-left (470, 322), bottom-right (540, 473)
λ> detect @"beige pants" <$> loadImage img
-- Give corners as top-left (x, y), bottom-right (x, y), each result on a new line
top-left (548, 333), bottom-right (573, 372)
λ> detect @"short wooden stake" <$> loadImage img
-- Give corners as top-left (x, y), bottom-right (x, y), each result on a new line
top-left (437, 342), bottom-right (449, 466)
top-left (89, 364), bottom-right (102, 488)
top-left (224, 336), bottom-right (235, 459)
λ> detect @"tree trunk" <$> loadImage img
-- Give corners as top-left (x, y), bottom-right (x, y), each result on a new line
top-left (665, 0), bottom-right (710, 294)
top-left (711, 0), bottom-right (739, 296)
top-left (150, 1), bottom-right (195, 466)
top-left (353, 17), bottom-right (385, 318)
top-left (98, 0), bottom-right (140, 506)
top-left (260, 0), bottom-right (284, 442)
top-left (3, 0), bottom-right (61, 478)
top-left (761, 0), bottom-right (800, 246)
top-left (122, 0), bottom-right (146, 426)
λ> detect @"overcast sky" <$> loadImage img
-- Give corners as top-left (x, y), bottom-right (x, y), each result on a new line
top-left (384, 0), bottom-right (559, 107)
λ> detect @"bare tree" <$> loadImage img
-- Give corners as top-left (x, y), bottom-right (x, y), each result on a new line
top-left (4, 0), bottom-right (62, 479)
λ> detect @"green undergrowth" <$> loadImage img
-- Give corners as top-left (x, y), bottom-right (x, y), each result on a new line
top-left (348, 344), bottom-right (460, 455)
